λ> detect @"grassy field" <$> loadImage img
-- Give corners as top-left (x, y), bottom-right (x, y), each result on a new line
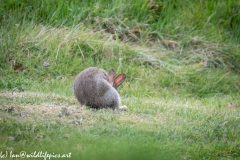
top-left (0, 0), bottom-right (240, 159)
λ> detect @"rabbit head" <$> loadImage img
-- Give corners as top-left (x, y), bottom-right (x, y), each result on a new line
top-left (73, 67), bottom-right (127, 110)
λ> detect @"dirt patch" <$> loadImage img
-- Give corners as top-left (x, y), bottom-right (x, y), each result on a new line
top-left (0, 91), bottom-right (167, 126)
top-left (0, 91), bottom-right (96, 125)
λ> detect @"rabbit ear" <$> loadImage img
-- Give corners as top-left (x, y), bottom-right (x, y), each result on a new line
top-left (108, 69), bottom-right (117, 85)
top-left (113, 74), bottom-right (126, 89)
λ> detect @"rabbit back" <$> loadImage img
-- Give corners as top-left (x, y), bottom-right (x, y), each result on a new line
top-left (73, 67), bottom-right (121, 109)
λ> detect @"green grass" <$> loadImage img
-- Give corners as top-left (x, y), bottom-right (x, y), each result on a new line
top-left (0, 92), bottom-right (239, 159)
top-left (0, 0), bottom-right (240, 159)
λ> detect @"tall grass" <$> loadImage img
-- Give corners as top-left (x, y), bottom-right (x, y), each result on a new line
top-left (1, 0), bottom-right (240, 73)
top-left (0, 0), bottom-right (240, 97)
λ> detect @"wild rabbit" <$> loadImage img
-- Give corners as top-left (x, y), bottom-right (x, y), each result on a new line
top-left (73, 67), bottom-right (127, 110)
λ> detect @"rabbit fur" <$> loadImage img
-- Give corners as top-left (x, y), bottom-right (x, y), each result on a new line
top-left (73, 67), bottom-right (127, 110)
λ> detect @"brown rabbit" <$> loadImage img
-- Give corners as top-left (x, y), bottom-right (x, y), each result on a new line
top-left (73, 67), bottom-right (127, 110)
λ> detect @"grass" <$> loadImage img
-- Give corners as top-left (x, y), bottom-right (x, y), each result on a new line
top-left (0, 0), bottom-right (240, 159)
top-left (0, 91), bottom-right (239, 159)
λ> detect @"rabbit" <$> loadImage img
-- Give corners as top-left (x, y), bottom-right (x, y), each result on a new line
top-left (73, 67), bottom-right (127, 111)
